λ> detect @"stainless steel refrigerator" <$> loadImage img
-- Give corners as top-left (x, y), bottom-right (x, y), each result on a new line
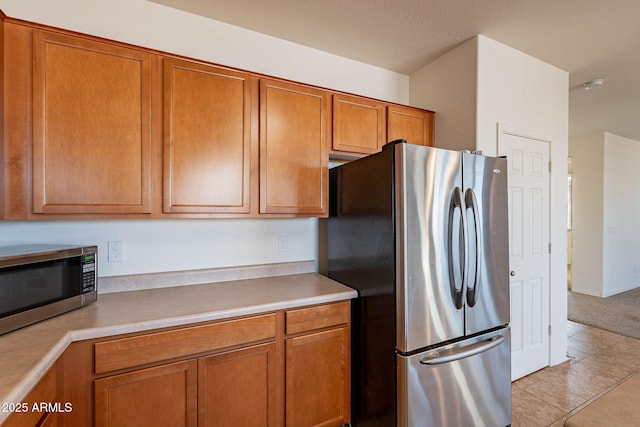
top-left (327, 140), bottom-right (511, 427)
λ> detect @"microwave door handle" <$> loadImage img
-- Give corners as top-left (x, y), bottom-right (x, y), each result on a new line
top-left (448, 187), bottom-right (467, 309)
top-left (465, 188), bottom-right (481, 307)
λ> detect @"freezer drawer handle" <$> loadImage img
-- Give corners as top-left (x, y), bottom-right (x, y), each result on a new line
top-left (419, 335), bottom-right (505, 365)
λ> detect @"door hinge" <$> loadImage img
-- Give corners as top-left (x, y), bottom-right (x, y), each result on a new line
top-left (549, 324), bottom-right (552, 336)
top-left (549, 243), bottom-right (552, 254)
top-left (549, 161), bottom-right (552, 173)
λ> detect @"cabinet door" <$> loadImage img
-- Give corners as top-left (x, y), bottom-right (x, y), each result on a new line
top-left (260, 79), bottom-right (328, 215)
top-left (32, 30), bottom-right (153, 214)
top-left (163, 59), bottom-right (254, 214)
top-left (286, 328), bottom-right (350, 427)
top-left (94, 360), bottom-right (197, 427)
top-left (37, 411), bottom-right (59, 427)
top-left (332, 94), bottom-right (385, 155)
top-left (198, 343), bottom-right (277, 427)
top-left (2, 364), bottom-right (58, 427)
top-left (387, 105), bottom-right (434, 147)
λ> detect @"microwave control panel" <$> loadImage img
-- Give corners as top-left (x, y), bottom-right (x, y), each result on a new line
top-left (82, 252), bottom-right (97, 293)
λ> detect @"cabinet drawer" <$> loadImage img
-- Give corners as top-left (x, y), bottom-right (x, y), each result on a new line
top-left (285, 301), bottom-right (349, 335)
top-left (95, 314), bottom-right (276, 374)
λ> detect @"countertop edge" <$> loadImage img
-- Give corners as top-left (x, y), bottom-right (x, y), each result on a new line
top-left (69, 289), bottom-right (357, 341)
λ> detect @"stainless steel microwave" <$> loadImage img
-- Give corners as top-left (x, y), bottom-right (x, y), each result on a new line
top-left (0, 244), bottom-right (97, 335)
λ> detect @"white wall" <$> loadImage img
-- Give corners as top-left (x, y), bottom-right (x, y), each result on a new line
top-left (603, 133), bottom-right (640, 295)
top-left (0, 219), bottom-right (317, 277)
top-left (476, 36), bottom-right (569, 367)
top-left (569, 133), bottom-right (604, 296)
top-left (571, 132), bottom-right (640, 297)
top-left (0, 0), bottom-right (408, 103)
top-left (409, 37), bottom-right (478, 151)
top-left (410, 35), bottom-right (569, 367)
top-left (0, 0), bottom-right (409, 279)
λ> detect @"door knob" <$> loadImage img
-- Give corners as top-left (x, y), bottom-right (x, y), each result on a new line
top-left (510, 271), bottom-right (516, 277)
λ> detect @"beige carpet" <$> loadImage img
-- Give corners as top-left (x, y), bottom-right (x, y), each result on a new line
top-left (567, 288), bottom-right (640, 339)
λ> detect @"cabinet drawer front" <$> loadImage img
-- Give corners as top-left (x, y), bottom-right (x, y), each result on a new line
top-left (95, 314), bottom-right (276, 374)
top-left (286, 301), bottom-right (349, 335)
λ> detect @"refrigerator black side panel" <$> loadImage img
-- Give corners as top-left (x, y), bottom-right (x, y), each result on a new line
top-left (328, 149), bottom-right (396, 426)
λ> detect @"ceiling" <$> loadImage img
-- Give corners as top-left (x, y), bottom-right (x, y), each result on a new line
top-left (150, 0), bottom-right (640, 142)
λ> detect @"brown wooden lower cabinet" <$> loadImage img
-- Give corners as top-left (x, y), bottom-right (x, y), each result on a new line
top-left (1, 363), bottom-right (59, 427)
top-left (91, 343), bottom-right (279, 427)
top-left (2, 302), bottom-right (350, 427)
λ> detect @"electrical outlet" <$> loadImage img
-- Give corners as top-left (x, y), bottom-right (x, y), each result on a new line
top-left (278, 235), bottom-right (288, 252)
top-left (108, 241), bottom-right (124, 263)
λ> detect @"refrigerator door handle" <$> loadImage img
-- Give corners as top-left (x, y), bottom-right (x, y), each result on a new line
top-left (448, 187), bottom-right (468, 309)
top-left (419, 334), bottom-right (505, 365)
top-left (464, 188), bottom-right (482, 307)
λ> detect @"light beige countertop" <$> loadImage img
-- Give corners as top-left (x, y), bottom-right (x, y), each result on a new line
top-left (0, 273), bottom-right (356, 423)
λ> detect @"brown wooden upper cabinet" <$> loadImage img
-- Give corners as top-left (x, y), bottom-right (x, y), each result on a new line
top-left (2, 16), bottom-right (435, 219)
top-left (387, 105), bottom-right (435, 147)
top-left (259, 79), bottom-right (329, 216)
top-left (163, 58), bottom-right (254, 214)
top-left (332, 94), bottom-right (386, 155)
top-left (32, 30), bottom-right (154, 214)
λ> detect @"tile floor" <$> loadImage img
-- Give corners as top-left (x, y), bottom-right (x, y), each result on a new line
top-left (511, 321), bottom-right (640, 426)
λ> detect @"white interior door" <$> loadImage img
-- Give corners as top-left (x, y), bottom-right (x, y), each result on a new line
top-left (498, 127), bottom-right (550, 381)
